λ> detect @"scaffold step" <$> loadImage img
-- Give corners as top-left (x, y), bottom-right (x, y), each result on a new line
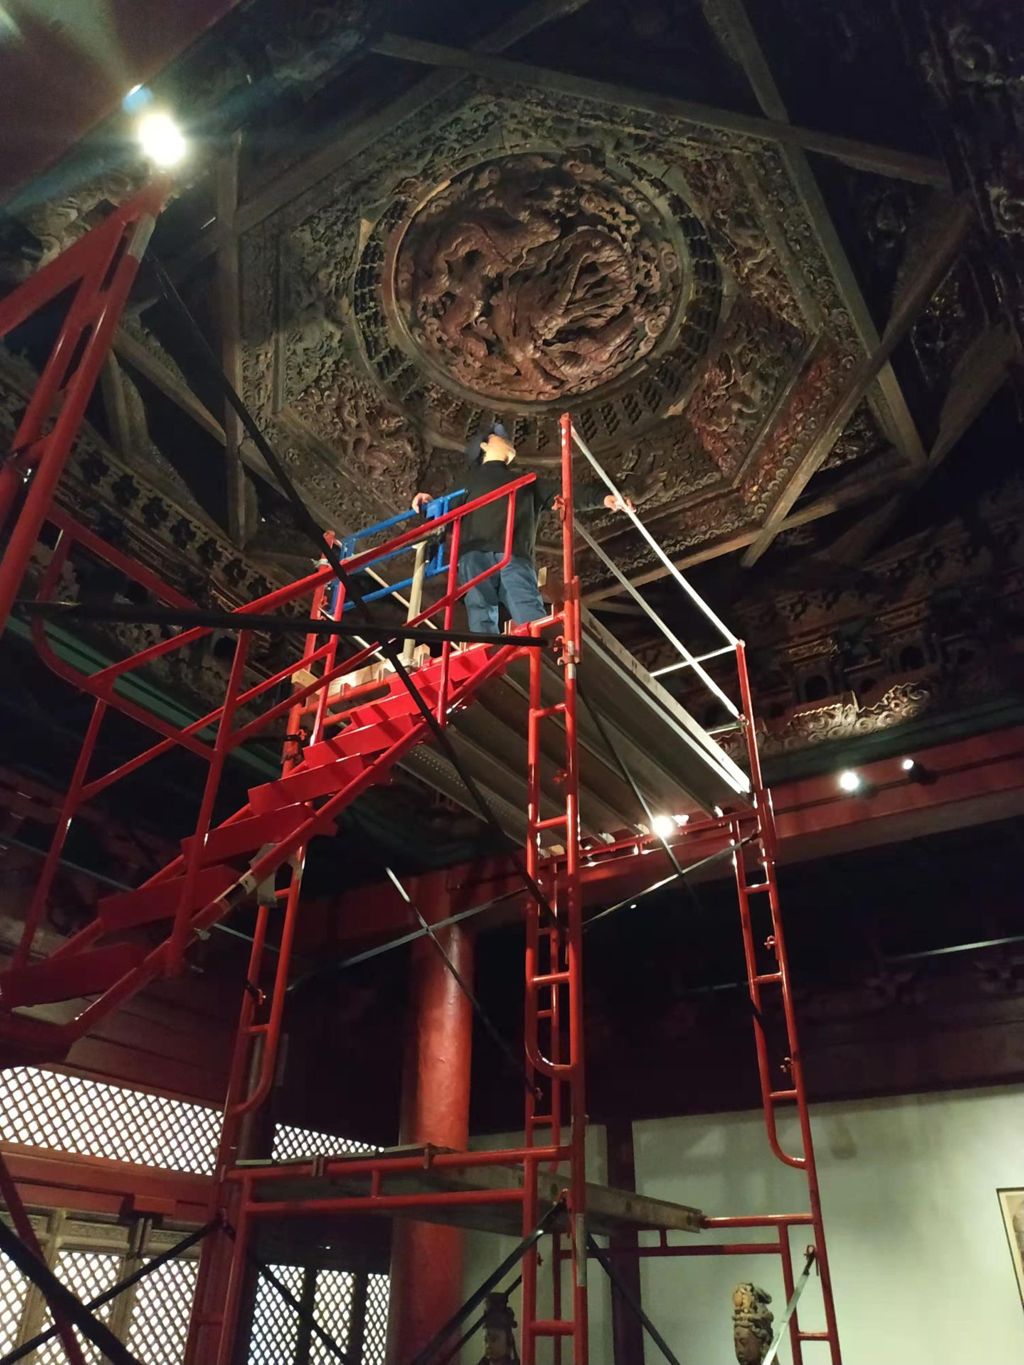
top-left (0, 943), bottom-right (147, 1008)
top-left (248, 751), bottom-right (373, 815)
top-left (97, 864), bottom-right (237, 932)
top-left (299, 713), bottom-right (414, 767)
top-left (319, 650), bottom-right (485, 736)
top-left (180, 806), bottom-right (313, 866)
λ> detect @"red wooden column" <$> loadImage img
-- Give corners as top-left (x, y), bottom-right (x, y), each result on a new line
top-left (385, 923), bottom-right (474, 1365)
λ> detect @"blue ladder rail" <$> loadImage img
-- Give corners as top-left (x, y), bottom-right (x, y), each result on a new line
top-left (327, 490), bottom-right (466, 614)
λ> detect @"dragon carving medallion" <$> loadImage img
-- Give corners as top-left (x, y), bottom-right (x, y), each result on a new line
top-left (390, 152), bottom-right (685, 405)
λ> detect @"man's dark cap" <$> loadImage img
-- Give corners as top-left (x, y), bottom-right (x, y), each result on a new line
top-left (465, 421), bottom-right (509, 463)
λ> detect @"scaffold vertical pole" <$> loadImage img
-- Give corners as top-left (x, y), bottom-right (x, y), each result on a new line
top-left (521, 414), bottom-right (588, 1362)
top-left (0, 183), bottom-right (165, 634)
top-left (735, 640), bottom-right (842, 1364)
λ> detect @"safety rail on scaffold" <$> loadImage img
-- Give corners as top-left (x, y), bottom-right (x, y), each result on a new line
top-left (563, 423), bottom-right (842, 1365)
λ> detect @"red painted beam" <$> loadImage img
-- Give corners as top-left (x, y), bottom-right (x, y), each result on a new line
top-left (0, 1143), bottom-right (211, 1222)
top-left (315, 724), bottom-right (1024, 948)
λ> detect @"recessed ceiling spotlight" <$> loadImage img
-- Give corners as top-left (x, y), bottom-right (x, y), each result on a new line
top-left (838, 769), bottom-right (863, 793)
top-left (901, 757), bottom-right (936, 785)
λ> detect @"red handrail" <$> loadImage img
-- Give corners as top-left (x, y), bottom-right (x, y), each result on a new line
top-left (14, 472), bottom-right (535, 976)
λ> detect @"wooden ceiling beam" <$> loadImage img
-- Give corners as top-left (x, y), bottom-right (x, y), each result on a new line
top-left (827, 324), bottom-right (1018, 564)
top-left (111, 327), bottom-right (226, 444)
top-left (214, 132), bottom-right (251, 549)
top-left (111, 328), bottom-right (338, 532)
top-left (369, 33), bottom-right (950, 188)
top-left (582, 464), bottom-right (906, 604)
top-left (739, 196), bottom-right (974, 568)
top-left (705, 0), bottom-right (928, 472)
top-left (165, 0), bottom-right (592, 281)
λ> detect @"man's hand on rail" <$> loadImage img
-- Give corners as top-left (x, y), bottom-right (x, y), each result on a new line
top-left (411, 492), bottom-right (432, 513)
top-left (602, 492), bottom-right (635, 513)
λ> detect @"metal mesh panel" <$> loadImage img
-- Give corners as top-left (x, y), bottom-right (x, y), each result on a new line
top-left (0, 1258), bottom-right (27, 1355)
top-left (126, 1255), bottom-right (199, 1363)
top-left (36, 1249), bottom-right (119, 1365)
top-left (0, 1068), bottom-right (221, 1174)
top-left (363, 1273), bottom-right (390, 1365)
top-left (272, 1124), bottom-right (377, 1161)
top-left (248, 1264), bottom-right (305, 1364)
top-left (310, 1270), bottom-right (354, 1364)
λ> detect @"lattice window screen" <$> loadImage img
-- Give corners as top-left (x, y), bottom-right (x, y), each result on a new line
top-left (310, 1269), bottom-right (355, 1364)
top-left (126, 1255), bottom-right (199, 1363)
top-left (272, 1124), bottom-right (378, 1160)
top-left (248, 1264), bottom-right (305, 1364)
top-left (0, 1068), bottom-right (221, 1174)
top-left (36, 1249), bottom-right (120, 1365)
top-left (363, 1273), bottom-right (390, 1365)
top-left (0, 1258), bottom-right (28, 1356)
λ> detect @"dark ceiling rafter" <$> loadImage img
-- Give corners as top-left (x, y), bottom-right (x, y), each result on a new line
top-left (741, 195), bottom-right (975, 567)
top-left (828, 322), bottom-right (1019, 566)
top-left (582, 461), bottom-right (907, 605)
top-left (109, 315), bottom-right (338, 537)
top-left (215, 130), bottom-right (250, 548)
top-left (703, 0), bottom-right (928, 474)
top-left (163, 0), bottom-right (593, 285)
top-left (366, 32), bottom-right (951, 188)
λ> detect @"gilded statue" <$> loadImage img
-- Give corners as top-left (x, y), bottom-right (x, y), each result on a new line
top-left (732, 1281), bottom-right (774, 1364)
top-left (476, 1291), bottom-right (520, 1364)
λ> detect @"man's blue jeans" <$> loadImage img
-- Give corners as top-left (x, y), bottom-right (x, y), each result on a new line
top-left (458, 551), bottom-right (545, 635)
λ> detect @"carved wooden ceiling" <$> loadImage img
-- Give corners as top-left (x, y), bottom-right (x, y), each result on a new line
top-left (0, 0), bottom-right (1021, 781)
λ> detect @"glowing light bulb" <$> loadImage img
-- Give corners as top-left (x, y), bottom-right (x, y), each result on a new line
top-left (652, 814), bottom-right (675, 839)
top-left (901, 757), bottom-right (916, 773)
top-left (838, 769), bottom-right (862, 793)
top-left (136, 109), bottom-right (187, 168)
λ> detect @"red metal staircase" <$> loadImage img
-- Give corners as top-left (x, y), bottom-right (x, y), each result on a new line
top-left (0, 489), bottom-right (535, 1067)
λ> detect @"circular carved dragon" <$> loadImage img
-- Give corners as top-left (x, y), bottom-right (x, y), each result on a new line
top-left (389, 152), bottom-right (686, 405)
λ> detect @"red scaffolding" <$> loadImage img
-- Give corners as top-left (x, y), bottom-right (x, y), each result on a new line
top-left (0, 189), bottom-right (842, 1364)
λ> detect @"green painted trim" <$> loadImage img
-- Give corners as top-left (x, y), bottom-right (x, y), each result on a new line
top-left (5, 619), bottom-right (485, 865)
top-left (5, 616), bottom-right (279, 779)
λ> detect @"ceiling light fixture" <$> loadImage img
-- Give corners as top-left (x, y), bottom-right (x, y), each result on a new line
top-left (901, 757), bottom-right (936, 785)
top-left (136, 109), bottom-right (187, 168)
top-left (838, 769), bottom-right (863, 794)
top-left (652, 814), bottom-right (675, 840)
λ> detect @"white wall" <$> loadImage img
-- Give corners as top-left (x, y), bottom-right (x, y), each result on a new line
top-left (462, 1089), bottom-right (1024, 1363)
top-left (461, 1125), bottom-right (611, 1359)
top-left (634, 1086), bottom-right (1024, 1365)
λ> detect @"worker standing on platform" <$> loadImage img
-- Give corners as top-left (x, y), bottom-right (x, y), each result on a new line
top-left (411, 422), bottom-right (633, 634)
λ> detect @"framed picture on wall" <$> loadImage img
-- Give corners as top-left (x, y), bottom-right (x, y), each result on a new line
top-left (998, 1188), bottom-right (1024, 1308)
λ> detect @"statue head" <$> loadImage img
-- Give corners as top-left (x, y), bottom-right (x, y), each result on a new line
top-left (479, 1292), bottom-right (519, 1363)
top-left (732, 1282), bottom-right (773, 1364)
